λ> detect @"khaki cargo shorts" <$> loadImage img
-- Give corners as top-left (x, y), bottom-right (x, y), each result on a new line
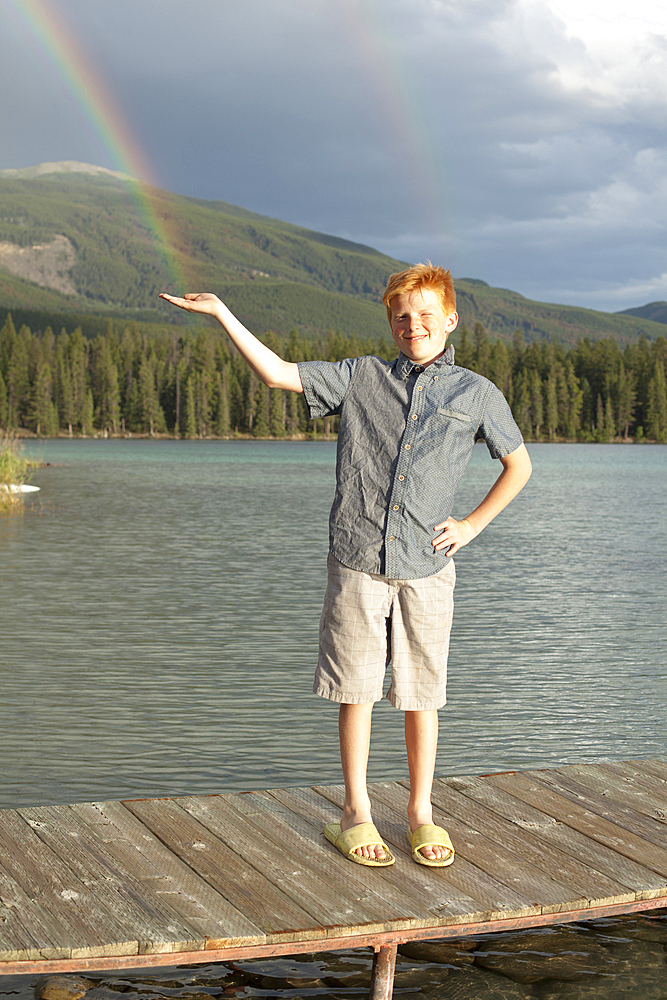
top-left (314, 553), bottom-right (456, 711)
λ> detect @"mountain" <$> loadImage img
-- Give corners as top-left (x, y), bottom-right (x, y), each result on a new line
top-left (617, 301), bottom-right (667, 325)
top-left (451, 279), bottom-right (666, 348)
top-left (1, 162), bottom-right (666, 348)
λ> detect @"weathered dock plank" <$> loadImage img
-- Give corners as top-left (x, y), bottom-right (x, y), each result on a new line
top-left (631, 759), bottom-right (667, 783)
top-left (486, 769), bottom-right (667, 875)
top-left (371, 780), bottom-right (594, 914)
top-left (525, 769), bottom-right (667, 858)
top-left (0, 758), bottom-right (665, 983)
top-left (123, 797), bottom-right (323, 942)
top-left (546, 762), bottom-right (667, 821)
top-left (423, 779), bottom-right (634, 907)
top-left (179, 793), bottom-right (398, 934)
top-left (17, 804), bottom-right (203, 956)
top-left (606, 759), bottom-right (667, 795)
top-left (69, 801), bottom-right (262, 945)
top-left (234, 787), bottom-right (437, 921)
top-left (0, 810), bottom-right (137, 959)
top-left (442, 773), bottom-right (667, 895)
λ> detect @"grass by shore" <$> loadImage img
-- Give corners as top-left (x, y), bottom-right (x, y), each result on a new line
top-left (0, 433), bottom-right (36, 511)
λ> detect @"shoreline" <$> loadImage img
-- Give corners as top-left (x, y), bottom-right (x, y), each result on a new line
top-left (4, 428), bottom-right (664, 445)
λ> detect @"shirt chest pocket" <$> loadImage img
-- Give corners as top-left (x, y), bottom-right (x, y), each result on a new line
top-left (436, 407), bottom-right (472, 424)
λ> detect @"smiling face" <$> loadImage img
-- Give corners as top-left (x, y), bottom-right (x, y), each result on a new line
top-left (389, 286), bottom-right (458, 366)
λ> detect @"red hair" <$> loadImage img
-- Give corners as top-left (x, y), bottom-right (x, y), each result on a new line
top-left (382, 261), bottom-right (456, 321)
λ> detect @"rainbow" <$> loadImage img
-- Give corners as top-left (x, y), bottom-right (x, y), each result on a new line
top-left (7, 0), bottom-right (449, 285)
top-left (339, 0), bottom-right (452, 248)
top-left (6, 0), bottom-right (187, 292)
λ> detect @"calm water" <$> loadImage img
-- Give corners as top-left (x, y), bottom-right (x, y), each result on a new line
top-left (1, 439), bottom-right (666, 999)
top-left (1, 439), bottom-right (665, 806)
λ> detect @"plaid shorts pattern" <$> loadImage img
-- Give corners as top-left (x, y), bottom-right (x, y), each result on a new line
top-left (314, 554), bottom-right (456, 711)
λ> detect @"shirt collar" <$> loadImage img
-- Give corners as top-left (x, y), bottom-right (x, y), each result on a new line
top-left (394, 344), bottom-right (455, 380)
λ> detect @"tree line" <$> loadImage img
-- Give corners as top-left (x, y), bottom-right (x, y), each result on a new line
top-left (1, 314), bottom-right (666, 442)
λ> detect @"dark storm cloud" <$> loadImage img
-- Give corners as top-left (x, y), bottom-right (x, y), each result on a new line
top-left (1, 0), bottom-right (666, 310)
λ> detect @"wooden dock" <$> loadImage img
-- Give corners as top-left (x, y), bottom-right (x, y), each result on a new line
top-left (1, 759), bottom-right (666, 999)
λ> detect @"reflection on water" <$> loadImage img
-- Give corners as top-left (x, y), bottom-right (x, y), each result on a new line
top-left (0, 440), bottom-right (666, 999)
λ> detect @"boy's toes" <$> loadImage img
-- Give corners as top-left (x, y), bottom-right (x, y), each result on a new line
top-left (355, 842), bottom-right (386, 860)
top-left (426, 844), bottom-right (449, 861)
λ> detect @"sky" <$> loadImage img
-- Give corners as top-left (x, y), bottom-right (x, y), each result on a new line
top-left (1, 0), bottom-right (667, 313)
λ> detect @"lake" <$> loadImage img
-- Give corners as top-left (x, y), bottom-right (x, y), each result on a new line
top-left (1, 439), bottom-right (666, 999)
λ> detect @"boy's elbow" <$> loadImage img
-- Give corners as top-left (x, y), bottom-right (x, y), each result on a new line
top-left (503, 443), bottom-right (532, 483)
top-left (521, 447), bottom-right (532, 479)
top-left (265, 361), bottom-right (302, 393)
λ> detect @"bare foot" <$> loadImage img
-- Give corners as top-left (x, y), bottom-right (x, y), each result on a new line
top-left (341, 806), bottom-right (386, 861)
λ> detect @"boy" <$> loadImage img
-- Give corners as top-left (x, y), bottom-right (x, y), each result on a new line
top-left (161, 262), bottom-right (531, 868)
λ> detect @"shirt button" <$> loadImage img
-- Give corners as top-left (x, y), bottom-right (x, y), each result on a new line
top-left (417, 386), bottom-right (423, 391)
top-left (393, 504), bottom-right (399, 510)
top-left (405, 444), bottom-right (411, 450)
top-left (412, 414), bottom-right (418, 420)
top-left (398, 475), bottom-right (404, 481)
top-left (434, 376), bottom-right (439, 381)
top-left (389, 536), bottom-right (395, 541)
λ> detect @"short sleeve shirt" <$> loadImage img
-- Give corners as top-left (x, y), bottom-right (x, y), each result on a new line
top-left (298, 346), bottom-right (523, 580)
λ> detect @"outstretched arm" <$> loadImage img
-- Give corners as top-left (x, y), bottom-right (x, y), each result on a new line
top-left (160, 293), bottom-right (303, 393)
top-left (432, 442), bottom-right (532, 556)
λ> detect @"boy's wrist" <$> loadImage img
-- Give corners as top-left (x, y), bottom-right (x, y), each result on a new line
top-left (460, 517), bottom-right (480, 539)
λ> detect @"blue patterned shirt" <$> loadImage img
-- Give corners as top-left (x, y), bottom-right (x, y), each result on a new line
top-left (298, 346), bottom-right (523, 579)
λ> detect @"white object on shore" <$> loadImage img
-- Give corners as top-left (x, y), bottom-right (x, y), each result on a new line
top-left (1, 484), bottom-right (40, 493)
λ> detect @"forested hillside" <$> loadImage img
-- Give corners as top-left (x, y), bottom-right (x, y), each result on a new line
top-left (1, 164), bottom-right (666, 348)
top-left (619, 301), bottom-right (667, 325)
top-left (0, 167), bottom-right (404, 340)
top-left (1, 313), bottom-right (665, 443)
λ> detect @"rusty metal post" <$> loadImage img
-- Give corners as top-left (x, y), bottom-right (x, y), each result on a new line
top-left (369, 944), bottom-right (397, 1000)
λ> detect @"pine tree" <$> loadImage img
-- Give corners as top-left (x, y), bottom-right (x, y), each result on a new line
top-left (594, 394), bottom-right (604, 441)
top-left (252, 381), bottom-right (270, 438)
top-left (529, 370), bottom-right (543, 439)
top-left (604, 395), bottom-right (615, 441)
top-left (269, 388), bottom-right (285, 437)
top-left (138, 353), bottom-right (162, 436)
top-left (512, 370), bottom-right (532, 438)
top-left (286, 390), bottom-right (306, 435)
top-left (472, 323), bottom-right (489, 373)
top-left (455, 327), bottom-right (474, 369)
top-left (214, 369), bottom-right (230, 437)
top-left (594, 394), bottom-right (615, 442)
top-left (0, 370), bottom-right (8, 429)
top-left (6, 326), bottom-right (32, 428)
top-left (561, 363), bottom-right (583, 440)
top-left (185, 374), bottom-right (197, 438)
top-left (646, 361), bottom-right (667, 442)
top-left (489, 339), bottom-right (510, 396)
top-left (81, 388), bottom-right (95, 436)
top-left (31, 360), bottom-right (57, 435)
top-left (0, 314), bottom-right (17, 385)
top-left (614, 361), bottom-right (635, 440)
top-left (545, 372), bottom-right (558, 440)
top-left (91, 336), bottom-right (120, 434)
top-left (67, 328), bottom-right (90, 431)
